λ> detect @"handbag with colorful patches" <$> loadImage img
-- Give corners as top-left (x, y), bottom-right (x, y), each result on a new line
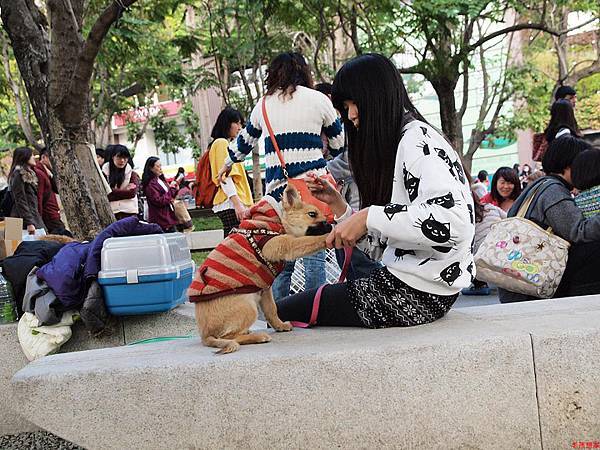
top-left (474, 180), bottom-right (570, 298)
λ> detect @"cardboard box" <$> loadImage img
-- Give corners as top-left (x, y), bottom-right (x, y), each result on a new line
top-left (0, 217), bottom-right (23, 259)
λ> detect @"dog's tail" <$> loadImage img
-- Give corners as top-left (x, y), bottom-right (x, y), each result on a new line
top-left (203, 336), bottom-right (240, 354)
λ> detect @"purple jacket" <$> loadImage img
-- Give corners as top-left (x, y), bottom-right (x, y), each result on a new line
top-left (37, 217), bottom-right (163, 309)
top-left (36, 242), bottom-right (91, 309)
top-left (144, 177), bottom-right (179, 231)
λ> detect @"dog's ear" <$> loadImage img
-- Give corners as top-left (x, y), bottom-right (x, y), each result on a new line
top-left (283, 184), bottom-right (302, 210)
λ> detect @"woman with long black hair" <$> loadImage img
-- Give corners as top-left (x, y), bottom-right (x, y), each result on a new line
top-left (544, 99), bottom-right (582, 143)
top-left (8, 147), bottom-right (45, 234)
top-left (102, 144), bottom-right (139, 220)
top-left (275, 53), bottom-right (475, 329)
top-left (142, 157), bottom-right (179, 231)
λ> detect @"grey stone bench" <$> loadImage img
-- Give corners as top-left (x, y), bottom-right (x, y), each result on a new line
top-left (1, 304), bottom-right (198, 436)
top-left (10, 295), bottom-right (600, 449)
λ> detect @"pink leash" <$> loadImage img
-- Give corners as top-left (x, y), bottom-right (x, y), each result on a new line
top-left (290, 247), bottom-right (353, 328)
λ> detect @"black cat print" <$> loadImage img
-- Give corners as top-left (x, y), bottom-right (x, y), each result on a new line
top-left (414, 213), bottom-right (452, 244)
top-left (403, 164), bottom-right (420, 202)
top-left (394, 248), bottom-right (416, 261)
top-left (426, 192), bottom-right (456, 209)
top-left (384, 203), bottom-right (408, 221)
top-left (417, 141), bottom-right (431, 156)
top-left (436, 262), bottom-right (463, 286)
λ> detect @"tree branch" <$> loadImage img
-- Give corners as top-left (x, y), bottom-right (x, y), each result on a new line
top-left (466, 23), bottom-right (558, 53)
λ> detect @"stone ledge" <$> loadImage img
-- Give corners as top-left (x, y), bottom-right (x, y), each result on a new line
top-left (11, 296), bottom-right (600, 449)
top-left (186, 229), bottom-right (223, 250)
top-left (1, 304), bottom-right (197, 436)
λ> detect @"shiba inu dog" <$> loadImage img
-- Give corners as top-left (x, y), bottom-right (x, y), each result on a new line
top-left (188, 185), bottom-right (331, 354)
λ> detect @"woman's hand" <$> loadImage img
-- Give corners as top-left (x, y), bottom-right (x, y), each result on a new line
top-left (325, 208), bottom-right (369, 249)
top-left (169, 180), bottom-right (179, 189)
top-left (217, 164), bottom-right (232, 184)
top-left (231, 196), bottom-right (248, 222)
top-left (305, 173), bottom-right (347, 217)
top-left (27, 224), bottom-right (36, 235)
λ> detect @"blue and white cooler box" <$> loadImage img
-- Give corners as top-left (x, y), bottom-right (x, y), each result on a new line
top-left (98, 233), bottom-right (195, 315)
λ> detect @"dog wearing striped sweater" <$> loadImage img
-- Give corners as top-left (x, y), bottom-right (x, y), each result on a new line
top-left (189, 185), bottom-right (332, 354)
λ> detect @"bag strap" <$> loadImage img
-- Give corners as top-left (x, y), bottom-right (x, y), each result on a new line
top-left (261, 97), bottom-right (289, 179)
top-left (290, 247), bottom-right (353, 328)
top-left (516, 179), bottom-right (551, 218)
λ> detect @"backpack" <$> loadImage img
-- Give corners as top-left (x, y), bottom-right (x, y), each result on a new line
top-left (194, 148), bottom-right (218, 209)
top-left (0, 186), bottom-right (14, 218)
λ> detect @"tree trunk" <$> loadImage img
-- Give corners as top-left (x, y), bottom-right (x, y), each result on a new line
top-left (48, 113), bottom-right (114, 239)
top-left (432, 77), bottom-right (463, 154)
top-left (2, 0), bottom-right (134, 238)
top-left (0, 0), bottom-right (51, 143)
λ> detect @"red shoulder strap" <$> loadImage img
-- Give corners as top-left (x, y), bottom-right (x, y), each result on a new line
top-left (261, 97), bottom-right (288, 178)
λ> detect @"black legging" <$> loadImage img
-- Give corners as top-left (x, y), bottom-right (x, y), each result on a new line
top-left (276, 282), bottom-right (364, 327)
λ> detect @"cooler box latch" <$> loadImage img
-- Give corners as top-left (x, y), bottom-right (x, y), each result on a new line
top-left (126, 270), bottom-right (139, 284)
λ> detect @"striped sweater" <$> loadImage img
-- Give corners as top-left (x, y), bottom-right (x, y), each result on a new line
top-left (188, 200), bottom-right (286, 302)
top-left (226, 86), bottom-right (345, 202)
top-left (575, 185), bottom-right (600, 218)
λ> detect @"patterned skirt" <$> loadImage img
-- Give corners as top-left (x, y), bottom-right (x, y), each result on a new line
top-left (347, 267), bottom-right (458, 328)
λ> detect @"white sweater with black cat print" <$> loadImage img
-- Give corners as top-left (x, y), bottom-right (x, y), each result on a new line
top-left (365, 120), bottom-right (475, 296)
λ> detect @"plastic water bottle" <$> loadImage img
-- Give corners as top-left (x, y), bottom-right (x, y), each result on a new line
top-left (0, 271), bottom-right (17, 324)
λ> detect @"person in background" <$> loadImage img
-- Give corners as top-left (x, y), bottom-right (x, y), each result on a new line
top-left (174, 167), bottom-right (186, 186)
top-left (519, 163), bottom-right (532, 188)
top-left (220, 52), bottom-right (345, 299)
top-left (480, 167), bottom-right (522, 212)
top-left (33, 148), bottom-right (70, 236)
top-left (8, 147), bottom-right (45, 234)
top-left (462, 192), bottom-right (506, 296)
top-left (499, 136), bottom-right (599, 302)
top-left (208, 106), bottom-right (254, 236)
top-left (554, 85), bottom-right (577, 109)
top-left (572, 148), bottom-right (600, 218)
top-left (95, 147), bottom-right (105, 168)
top-left (142, 156), bottom-right (179, 232)
top-left (102, 144), bottom-right (139, 220)
top-left (544, 99), bottom-right (581, 144)
top-left (471, 170), bottom-right (489, 199)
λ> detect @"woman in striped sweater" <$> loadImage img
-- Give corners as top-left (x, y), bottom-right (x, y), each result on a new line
top-left (218, 52), bottom-right (345, 299)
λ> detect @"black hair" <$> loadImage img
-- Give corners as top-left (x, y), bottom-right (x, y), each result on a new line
top-left (265, 52), bottom-right (314, 97)
top-left (543, 135), bottom-right (592, 176)
top-left (572, 148), bottom-right (600, 191)
top-left (95, 147), bottom-right (105, 159)
top-left (331, 53), bottom-right (428, 207)
top-left (545, 99), bottom-right (580, 143)
top-left (555, 85), bottom-right (576, 101)
top-left (142, 156), bottom-right (166, 188)
top-left (315, 82), bottom-right (333, 97)
top-left (472, 191), bottom-right (484, 223)
top-left (39, 147), bottom-right (49, 157)
top-left (490, 167), bottom-right (522, 204)
top-left (106, 144), bottom-right (131, 189)
top-left (9, 147), bottom-right (34, 179)
top-left (210, 107), bottom-right (244, 144)
top-left (176, 167), bottom-right (185, 175)
top-left (477, 170), bottom-right (488, 182)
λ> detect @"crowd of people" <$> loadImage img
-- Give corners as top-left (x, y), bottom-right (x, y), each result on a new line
top-left (2, 52), bottom-right (598, 331)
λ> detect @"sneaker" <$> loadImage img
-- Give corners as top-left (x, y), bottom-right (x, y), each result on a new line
top-left (461, 285), bottom-right (491, 296)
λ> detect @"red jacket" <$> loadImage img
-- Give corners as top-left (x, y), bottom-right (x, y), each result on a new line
top-left (144, 176), bottom-right (179, 231)
top-left (188, 200), bottom-right (285, 302)
top-left (33, 162), bottom-right (60, 221)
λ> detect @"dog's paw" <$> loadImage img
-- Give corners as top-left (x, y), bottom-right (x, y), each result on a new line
top-left (274, 321), bottom-right (293, 332)
top-left (215, 341), bottom-right (240, 354)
